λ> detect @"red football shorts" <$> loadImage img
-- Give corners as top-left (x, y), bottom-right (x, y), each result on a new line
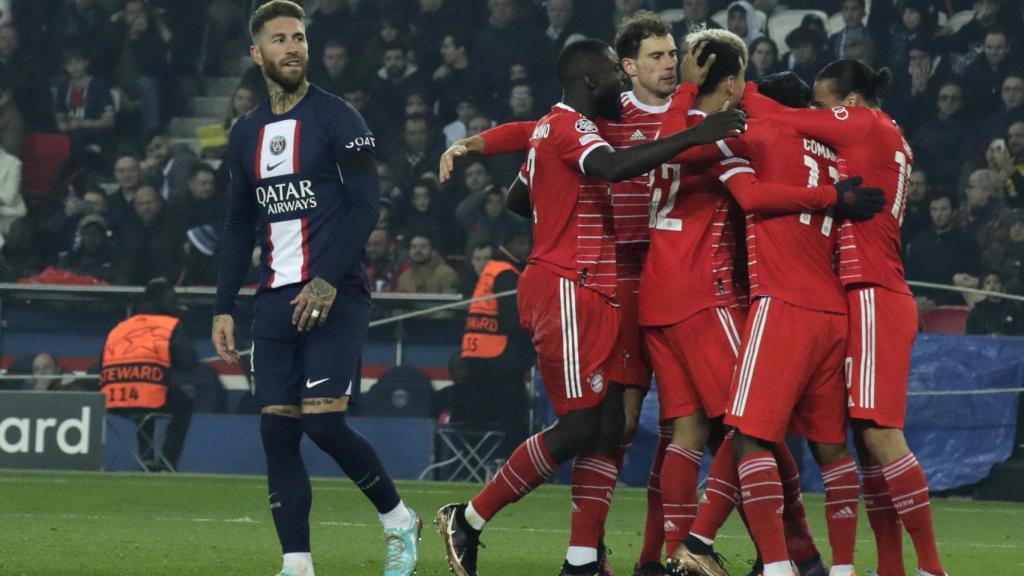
top-left (725, 297), bottom-right (848, 445)
top-left (643, 306), bottom-right (745, 421)
top-left (608, 286), bottom-right (653, 390)
top-left (518, 265), bottom-right (620, 416)
top-left (846, 286), bottom-right (917, 429)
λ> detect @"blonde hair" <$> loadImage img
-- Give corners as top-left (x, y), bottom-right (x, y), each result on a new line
top-left (684, 28), bottom-right (748, 68)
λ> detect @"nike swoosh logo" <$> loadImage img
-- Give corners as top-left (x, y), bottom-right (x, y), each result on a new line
top-left (305, 377), bottom-right (329, 389)
top-left (266, 160), bottom-right (286, 171)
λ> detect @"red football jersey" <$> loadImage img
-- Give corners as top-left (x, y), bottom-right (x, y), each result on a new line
top-left (522, 103), bottom-right (617, 300)
top-left (639, 109), bottom-right (747, 327)
top-left (742, 88), bottom-right (914, 295)
top-left (715, 118), bottom-right (847, 313)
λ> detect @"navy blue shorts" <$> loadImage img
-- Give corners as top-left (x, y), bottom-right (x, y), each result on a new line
top-left (249, 284), bottom-right (370, 407)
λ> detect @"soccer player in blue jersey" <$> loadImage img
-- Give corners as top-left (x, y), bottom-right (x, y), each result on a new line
top-left (211, 2), bottom-right (419, 575)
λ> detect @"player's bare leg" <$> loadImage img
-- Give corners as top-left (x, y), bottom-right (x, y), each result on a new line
top-left (808, 442), bottom-right (859, 576)
top-left (854, 421), bottom-right (945, 576)
top-left (300, 396), bottom-right (420, 576)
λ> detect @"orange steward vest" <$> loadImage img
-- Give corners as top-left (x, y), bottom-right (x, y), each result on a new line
top-left (462, 260), bottom-right (518, 359)
top-left (100, 314), bottom-right (179, 409)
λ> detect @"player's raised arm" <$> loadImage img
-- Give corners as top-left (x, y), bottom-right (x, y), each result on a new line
top-left (439, 121), bottom-right (536, 183)
top-left (583, 107), bottom-right (745, 182)
top-left (214, 125), bottom-right (257, 363)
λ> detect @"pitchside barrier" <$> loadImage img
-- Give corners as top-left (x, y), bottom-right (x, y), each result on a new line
top-left (0, 283), bottom-right (1021, 494)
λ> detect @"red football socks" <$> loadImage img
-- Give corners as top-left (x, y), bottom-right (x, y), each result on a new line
top-left (884, 453), bottom-right (944, 576)
top-left (569, 456), bottom-right (619, 549)
top-left (821, 455), bottom-right (860, 567)
top-left (637, 430), bottom-right (671, 565)
top-left (737, 451), bottom-right (788, 565)
top-left (862, 464), bottom-right (906, 576)
top-left (470, 433), bottom-right (558, 520)
top-left (660, 444), bottom-right (702, 554)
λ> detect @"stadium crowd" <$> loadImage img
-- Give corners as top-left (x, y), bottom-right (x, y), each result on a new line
top-left (0, 0), bottom-right (1021, 331)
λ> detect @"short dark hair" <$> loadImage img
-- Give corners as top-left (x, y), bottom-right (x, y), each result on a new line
top-left (189, 163), bottom-right (217, 180)
top-left (930, 191), bottom-right (955, 208)
top-left (557, 38), bottom-right (613, 84)
top-left (757, 71), bottom-right (811, 108)
top-left (324, 38), bottom-right (347, 52)
top-left (615, 10), bottom-right (672, 61)
top-left (409, 232), bottom-right (436, 249)
top-left (687, 32), bottom-right (747, 96)
top-left (249, 0), bottom-right (305, 41)
top-left (816, 59), bottom-right (891, 106)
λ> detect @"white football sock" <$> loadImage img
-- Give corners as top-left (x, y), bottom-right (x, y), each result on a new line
top-left (830, 565), bottom-right (855, 576)
top-left (282, 552), bottom-right (314, 576)
top-left (763, 560), bottom-right (793, 576)
top-left (464, 503), bottom-right (487, 531)
top-left (379, 500), bottom-right (413, 530)
top-left (693, 533), bottom-right (715, 546)
top-left (565, 546), bottom-right (598, 566)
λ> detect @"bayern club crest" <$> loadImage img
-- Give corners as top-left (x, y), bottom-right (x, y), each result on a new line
top-left (589, 371), bottom-right (604, 394)
top-left (270, 135), bottom-right (287, 155)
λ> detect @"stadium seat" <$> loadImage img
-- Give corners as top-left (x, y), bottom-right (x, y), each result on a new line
top-left (418, 423), bottom-right (506, 483)
top-left (767, 10), bottom-right (829, 50)
top-left (711, 8), bottom-right (767, 32)
top-left (920, 305), bottom-right (971, 335)
top-left (947, 10), bottom-right (975, 33)
top-left (106, 412), bottom-right (177, 472)
top-left (20, 134), bottom-right (71, 200)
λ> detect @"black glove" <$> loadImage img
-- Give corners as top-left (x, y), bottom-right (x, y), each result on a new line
top-left (833, 176), bottom-right (886, 221)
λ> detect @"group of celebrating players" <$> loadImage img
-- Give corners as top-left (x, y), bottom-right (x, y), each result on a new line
top-left (434, 11), bottom-right (947, 576)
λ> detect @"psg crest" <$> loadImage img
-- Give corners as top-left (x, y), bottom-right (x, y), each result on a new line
top-left (270, 135), bottom-right (287, 155)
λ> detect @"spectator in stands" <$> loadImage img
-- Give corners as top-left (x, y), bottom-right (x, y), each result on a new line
top-left (981, 73), bottom-right (1024, 147)
top-left (841, 28), bottom-right (876, 66)
top-left (388, 114), bottom-right (443, 189)
top-left (48, 187), bottom-right (108, 253)
top-left (984, 209), bottom-right (1024, 292)
top-left (370, 41), bottom-right (424, 132)
top-left (542, 0), bottom-right (577, 52)
top-left (781, 15), bottom-right (828, 86)
top-left (223, 85), bottom-right (255, 134)
top-left (311, 39), bottom-right (352, 98)
top-left (53, 47), bottom-right (115, 176)
top-left (459, 241), bottom-right (493, 295)
top-left (672, 0), bottom-right (721, 47)
top-left (906, 193), bottom-right (982, 304)
top-left (366, 227), bottom-right (401, 292)
top-left (0, 144), bottom-right (23, 241)
top-left (902, 166), bottom-right (934, 243)
top-left (179, 224), bottom-right (218, 286)
top-left (53, 0), bottom-right (118, 81)
top-left (885, 36), bottom-right (953, 137)
top-left (412, 0), bottom-right (462, 82)
top-left (828, 0), bottom-right (871, 59)
top-left (726, 1), bottom-right (764, 48)
top-left (752, 0), bottom-right (787, 19)
top-left (500, 82), bottom-right (537, 125)
top-left (1000, 121), bottom-right (1024, 206)
top-left (962, 29), bottom-right (1015, 111)
top-left (169, 163), bottom-right (224, 230)
top-left (475, 0), bottom-right (541, 107)
top-left (100, 278), bottom-right (195, 471)
top-left (967, 271), bottom-right (1024, 335)
top-left (396, 232), bottom-right (459, 294)
top-left (342, 83), bottom-right (387, 146)
top-left (432, 30), bottom-right (487, 124)
top-left (913, 82), bottom-right (975, 188)
top-left (106, 155), bottom-right (142, 230)
top-left (30, 352), bottom-right (78, 391)
top-left (457, 185), bottom-right (516, 257)
top-left (140, 133), bottom-right (198, 203)
top-left (885, 0), bottom-right (938, 77)
top-left (0, 77), bottom-right (24, 157)
top-left (444, 97), bottom-right (481, 147)
top-left (113, 0), bottom-right (169, 138)
top-left (399, 177), bottom-right (456, 253)
top-left (0, 217), bottom-right (49, 282)
top-left (950, 0), bottom-right (1019, 56)
top-left (0, 23), bottom-right (53, 132)
top-left (467, 113), bottom-right (495, 137)
top-left (958, 168), bottom-right (1008, 249)
top-left (305, 0), bottom-right (359, 77)
top-left (58, 214), bottom-right (115, 283)
top-left (115, 185), bottom-right (184, 285)
top-left (748, 38), bottom-right (781, 81)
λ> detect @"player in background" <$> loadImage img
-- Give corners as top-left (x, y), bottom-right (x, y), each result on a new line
top-left (436, 39), bottom-right (747, 576)
top-left (741, 60), bottom-right (947, 576)
top-left (211, 3), bottom-right (419, 576)
top-left (666, 70), bottom-right (883, 576)
top-left (438, 13), bottom-right (719, 575)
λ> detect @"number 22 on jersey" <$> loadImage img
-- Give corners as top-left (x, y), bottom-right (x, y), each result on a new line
top-left (648, 164), bottom-right (682, 231)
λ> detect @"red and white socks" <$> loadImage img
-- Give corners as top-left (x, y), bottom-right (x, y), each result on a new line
top-left (862, 464), bottom-right (905, 576)
top-left (820, 455), bottom-right (860, 575)
top-left (884, 453), bottom-right (944, 576)
top-left (637, 428), bottom-right (671, 566)
top-left (737, 452), bottom-right (788, 567)
top-left (660, 444), bottom-right (703, 554)
top-left (567, 455), bottom-right (619, 565)
top-left (467, 433), bottom-right (558, 529)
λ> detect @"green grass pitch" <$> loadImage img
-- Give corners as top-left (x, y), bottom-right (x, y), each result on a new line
top-left (1, 470), bottom-right (1022, 575)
